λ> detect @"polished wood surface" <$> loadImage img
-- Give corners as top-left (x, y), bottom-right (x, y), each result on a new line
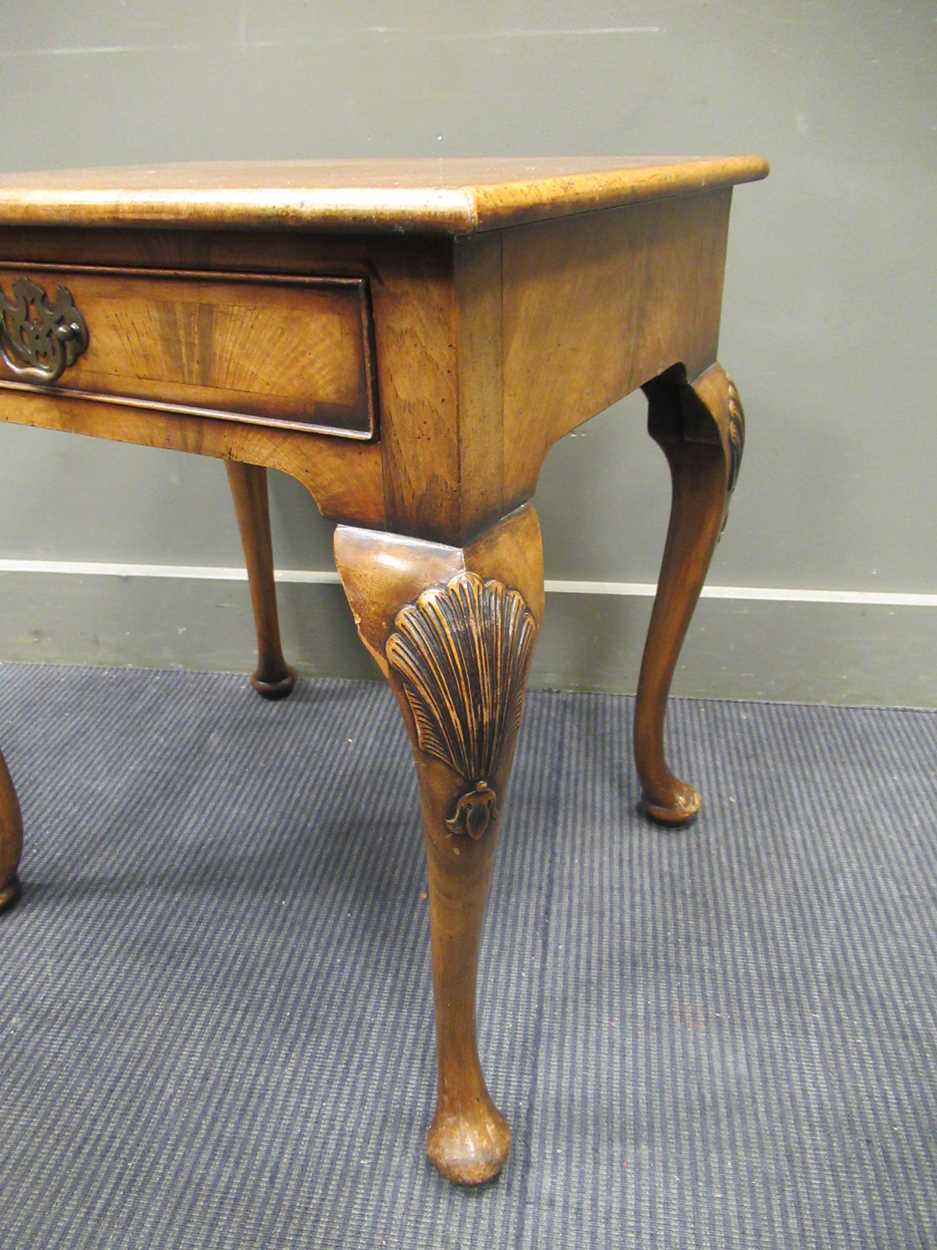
top-left (225, 461), bottom-right (296, 700)
top-left (0, 156), bottom-right (768, 234)
top-left (0, 156), bottom-right (768, 1184)
top-left (0, 265), bottom-right (378, 438)
top-left (635, 363), bottom-right (743, 824)
top-left (0, 192), bottom-right (749, 541)
top-left (501, 191), bottom-right (731, 504)
top-left (335, 503), bottom-right (543, 1184)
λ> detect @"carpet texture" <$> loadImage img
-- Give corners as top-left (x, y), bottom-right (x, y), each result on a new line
top-left (0, 663), bottom-right (934, 1250)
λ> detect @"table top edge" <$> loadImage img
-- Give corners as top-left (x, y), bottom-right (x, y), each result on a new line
top-left (0, 155), bottom-right (769, 236)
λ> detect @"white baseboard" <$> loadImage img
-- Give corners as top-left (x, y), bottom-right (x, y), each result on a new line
top-left (0, 560), bottom-right (933, 706)
top-left (0, 558), bottom-right (933, 608)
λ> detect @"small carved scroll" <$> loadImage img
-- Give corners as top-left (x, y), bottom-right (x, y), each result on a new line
top-left (386, 572), bottom-right (538, 840)
top-left (726, 374), bottom-right (745, 497)
top-left (0, 278), bottom-right (88, 384)
top-left (719, 373), bottom-right (746, 535)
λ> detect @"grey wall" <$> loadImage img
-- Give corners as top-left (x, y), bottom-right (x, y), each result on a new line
top-left (1, 1), bottom-right (935, 704)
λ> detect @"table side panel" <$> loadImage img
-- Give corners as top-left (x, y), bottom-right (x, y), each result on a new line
top-left (501, 190), bottom-right (732, 502)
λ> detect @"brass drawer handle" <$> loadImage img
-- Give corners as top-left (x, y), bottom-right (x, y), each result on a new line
top-left (0, 277), bottom-right (89, 384)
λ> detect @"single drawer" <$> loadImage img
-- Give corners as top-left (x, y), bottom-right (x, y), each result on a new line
top-left (0, 263), bottom-right (378, 439)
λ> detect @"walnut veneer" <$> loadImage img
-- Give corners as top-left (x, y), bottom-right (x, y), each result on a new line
top-left (0, 156), bottom-right (768, 1185)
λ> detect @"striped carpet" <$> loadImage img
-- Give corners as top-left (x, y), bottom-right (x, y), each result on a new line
top-left (0, 663), bottom-right (934, 1250)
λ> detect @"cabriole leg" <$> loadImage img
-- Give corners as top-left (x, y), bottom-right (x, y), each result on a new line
top-left (225, 460), bottom-right (296, 700)
top-left (334, 504), bottom-right (544, 1185)
top-left (635, 363), bottom-right (745, 825)
top-left (0, 750), bottom-right (23, 911)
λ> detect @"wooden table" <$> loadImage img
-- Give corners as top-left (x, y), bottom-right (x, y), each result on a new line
top-left (0, 157), bottom-right (768, 1184)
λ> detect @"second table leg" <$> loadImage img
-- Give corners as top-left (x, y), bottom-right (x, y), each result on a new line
top-left (225, 460), bottom-right (296, 701)
top-left (635, 363), bottom-right (746, 825)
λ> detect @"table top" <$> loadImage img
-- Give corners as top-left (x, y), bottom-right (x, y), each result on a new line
top-left (0, 156), bottom-right (768, 235)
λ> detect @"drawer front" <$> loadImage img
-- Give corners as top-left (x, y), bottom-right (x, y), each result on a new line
top-left (0, 264), bottom-right (378, 439)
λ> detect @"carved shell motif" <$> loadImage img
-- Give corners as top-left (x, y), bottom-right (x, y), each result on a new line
top-left (386, 572), bottom-right (538, 840)
top-left (726, 375), bottom-right (746, 497)
top-left (720, 375), bottom-right (746, 535)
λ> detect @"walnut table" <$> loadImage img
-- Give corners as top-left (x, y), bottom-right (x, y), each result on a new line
top-left (0, 157), bottom-right (768, 1184)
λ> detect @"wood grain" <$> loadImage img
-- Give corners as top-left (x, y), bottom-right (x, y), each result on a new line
top-left (0, 192), bottom-right (744, 545)
top-left (0, 156), bottom-right (769, 1183)
top-left (366, 239), bottom-right (462, 538)
top-left (0, 264), bottom-right (377, 438)
top-left (0, 156), bottom-right (768, 235)
top-left (0, 224), bottom-right (393, 526)
top-left (453, 234), bottom-right (505, 535)
top-left (501, 191), bottom-right (732, 504)
top-left (634, 363), bottom-right (739, 824)
top-left (334, 503), bottom-right (543, 1184)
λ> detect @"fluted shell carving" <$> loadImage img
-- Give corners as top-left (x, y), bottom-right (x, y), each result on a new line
top-left (386, 572), bottom-right (538, 840)
top-left (719, 374), bottom-right (746, 536)
top-left (726, 375), bottom-right (745, 497)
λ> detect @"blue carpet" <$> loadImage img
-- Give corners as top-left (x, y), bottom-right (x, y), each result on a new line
top-left (0, 663), bottom-right (934, 1249)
